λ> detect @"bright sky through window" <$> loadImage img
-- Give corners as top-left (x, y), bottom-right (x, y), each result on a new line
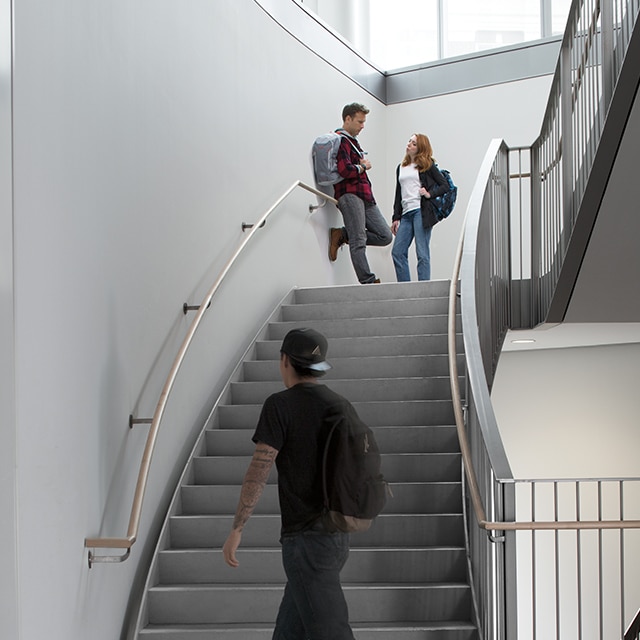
top-left (304, 0), bottom-right (573, 71)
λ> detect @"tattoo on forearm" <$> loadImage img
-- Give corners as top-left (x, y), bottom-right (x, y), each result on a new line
top-left (232, 445), bottom-right (277, 531)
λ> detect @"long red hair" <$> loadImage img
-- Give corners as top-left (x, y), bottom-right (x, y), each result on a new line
top-left (401, 133), bottom-right (435, 172)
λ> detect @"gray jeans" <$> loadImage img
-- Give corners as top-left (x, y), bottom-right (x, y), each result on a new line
top-left (337, 193), bottom-right (392, 283)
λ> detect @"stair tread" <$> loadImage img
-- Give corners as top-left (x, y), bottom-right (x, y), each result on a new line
top-left (142, 620), bottom-right (476, 629)
top-left (160, 545), bottom-right (466, 552)
top-left (150, 582), bottom-right (471, 590)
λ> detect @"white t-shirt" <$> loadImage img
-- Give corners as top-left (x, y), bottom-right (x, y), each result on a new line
top-left (398, 163), bottom-right (421, 215)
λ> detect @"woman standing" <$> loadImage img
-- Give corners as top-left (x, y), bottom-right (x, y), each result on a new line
top-left (391, 133), bottom-right (449, 281)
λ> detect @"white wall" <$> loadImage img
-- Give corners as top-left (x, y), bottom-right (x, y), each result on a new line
top-left (492, 343), bottom-right (640, 478)
top-left (2, 0), bottom-right (588, 638)
top-left (493, 343), bottom-right (640, 639)
top-left (7, 1), bottom-right (380, 639)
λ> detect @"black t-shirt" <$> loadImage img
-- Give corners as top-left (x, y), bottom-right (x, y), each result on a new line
top-left (252, 382), bottom-right (347, 534)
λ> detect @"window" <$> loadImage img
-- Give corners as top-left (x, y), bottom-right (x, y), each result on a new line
top-left (443, 0), bottom-right (541, 59)
top-left (299, 0), bottom-right (572, 70)
top-left (369, 0), bottom-right (438, 70)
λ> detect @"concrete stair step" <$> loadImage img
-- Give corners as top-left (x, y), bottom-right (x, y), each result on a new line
top-left (179, 482), bottom-right (462, 516)
top-left (192, 452), bottom-right (461, 485)
top-left (140, 620), bottom-right (477, 639)
top-left (266, 315), bottom-right (458, 339)
top-left (255, 334), bottom-right (462, 359)
top-left (147, 583), bottom-right (472, 625)
top-left (291, 280), bottom-right (451, 304)
top-left (217, 400), bottom-right (455, 429)
top-left (158, 547), bottom-right (467, 585)
top-left (280, 297), bottom-right (450, 321)
top-left (205, 425), bottom-right (461, 456)
top-left (229, 376), bottom-right (460, 404)
top-left (169, 513), bottom-right (464, 548)
top-left (242, 354), bottom-right (464, 382)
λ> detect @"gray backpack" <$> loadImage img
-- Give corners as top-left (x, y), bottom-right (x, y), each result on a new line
top-left (312, 132), bottom-right (361, 186)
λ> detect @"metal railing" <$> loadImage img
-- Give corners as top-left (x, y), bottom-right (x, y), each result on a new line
top-left (84, 181), bottom-right (336, 566)
top-left (530, 0), bottom-right (640, 325)
top-left (627, 609), bottom-right (640, 640)
top-left (450, 138), bottom-right (640, 640)
top-left (448, 1), bottom-right (640, 637)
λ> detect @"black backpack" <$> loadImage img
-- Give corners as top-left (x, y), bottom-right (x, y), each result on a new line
top-left (321, 400), bottom-right (389, 532)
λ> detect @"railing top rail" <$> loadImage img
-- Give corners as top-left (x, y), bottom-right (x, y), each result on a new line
top-left (84, 180), bottom-right (336, 565)
top-left (508, 475), bottom-right (640, 484)
top-left (458, 139), bottom-right (513, 482)
top-left (448, 138), bottom-right (506, 528)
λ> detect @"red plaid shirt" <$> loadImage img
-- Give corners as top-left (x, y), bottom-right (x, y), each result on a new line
top-left (333, 130), bottom-right (376, 204)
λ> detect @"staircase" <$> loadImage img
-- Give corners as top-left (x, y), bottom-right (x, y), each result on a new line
top-left (135, 280), bottom-right (477, 640)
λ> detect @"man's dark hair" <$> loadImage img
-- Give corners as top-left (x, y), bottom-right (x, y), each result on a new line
top-left (342, 102), bottom-right (369, 121)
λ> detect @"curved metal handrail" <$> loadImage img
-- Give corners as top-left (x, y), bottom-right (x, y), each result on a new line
top-left (84, 181), bottom-right (337, 566)
top-left (448, 138), bottom-right (504, 531)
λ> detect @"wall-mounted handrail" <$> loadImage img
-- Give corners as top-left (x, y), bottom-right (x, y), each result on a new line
top-left (84, 181), bottom-right (336, 566)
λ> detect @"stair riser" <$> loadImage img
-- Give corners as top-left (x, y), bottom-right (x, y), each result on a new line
top-left (179, 483), bottom-right (462, 516)
top-left (206, 425), bottom-right (461, 456)
top-left (217, 400), bottom-right (455, 429)
top-left (242, 356), bottom-right (464, 382)
top-left (169, 514), bottom-right (464, 548)
top-left (139, 627), bottom-right (477, 640)
top-left (256, 334), bottom-right (463, 360)
top-left (230, 377), bottom-right (462, 404)
top-left (192, 453), bottom-right (461, 485)
top-left (267, 316), bottom-right (459, 340)
top-left (281, 298), bottom-right (450, 321)
top-left (158, 548), bottom-right (467, 584)
top-left (147, 584), bottom-right (472, 625)
top-left (292, 280), bottom-right (452, 304)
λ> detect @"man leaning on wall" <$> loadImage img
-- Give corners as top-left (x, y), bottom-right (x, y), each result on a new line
top-left (328, 103), bottom-right (392, 284)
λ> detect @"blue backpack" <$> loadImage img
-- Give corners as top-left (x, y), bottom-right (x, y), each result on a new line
top-left (429, 167), bottom-right (458, 221)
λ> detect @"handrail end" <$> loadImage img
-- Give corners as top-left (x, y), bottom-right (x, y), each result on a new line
top-left (85, 536), bottom-right (135, 568)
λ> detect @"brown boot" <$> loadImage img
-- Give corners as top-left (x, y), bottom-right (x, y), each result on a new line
top-left (328, 228), bottom-right (347, 262)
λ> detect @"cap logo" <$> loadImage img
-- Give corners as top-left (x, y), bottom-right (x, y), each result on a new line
top-left (311, 345), bottom-right (321, 356)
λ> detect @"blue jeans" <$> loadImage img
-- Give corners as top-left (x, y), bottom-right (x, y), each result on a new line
top-left (337, 193), bottom-right (392, 284)
top-left (391, 208), bottom-right (432, 281)
top-left (272, 522), bottom-right (354, 640)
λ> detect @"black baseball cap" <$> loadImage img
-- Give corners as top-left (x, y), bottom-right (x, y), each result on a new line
top-left (281, 328), bottom-right (332, 372)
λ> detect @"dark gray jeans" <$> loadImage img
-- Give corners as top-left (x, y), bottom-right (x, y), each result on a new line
top-left (337, 193), bottom-right (392, 283)
top-left (273, 522), bottom-right (354, 639)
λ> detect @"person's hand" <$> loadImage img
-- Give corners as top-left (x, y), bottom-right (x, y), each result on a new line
top-left (222, 529), bottom-right (242, 568)
top-left (419, 187), bottom-right (430, 198)
top-left (361, 158), bottom-right (372, 171)
top-left (391, 220), bottom-right (400, 236)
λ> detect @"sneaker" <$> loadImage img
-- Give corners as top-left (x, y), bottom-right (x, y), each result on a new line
top-left (328, 228), bottom-right (347, 262)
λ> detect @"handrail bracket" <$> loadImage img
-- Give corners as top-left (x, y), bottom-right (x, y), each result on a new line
top-left (87, 548), bottom-right (131, 569)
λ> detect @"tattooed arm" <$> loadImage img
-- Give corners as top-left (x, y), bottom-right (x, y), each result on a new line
top-left (222, 441), bottom-right (278, 567)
